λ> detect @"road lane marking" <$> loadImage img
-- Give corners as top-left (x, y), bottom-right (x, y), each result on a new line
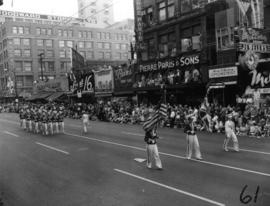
top-left (65, 132), bottom-right (270, 177)
top-left (0, 119), bottom-right (18, 125)
top-left (114, 169), bottom-right (226, 206)
top-left (228, 147), bottom-right (270, 155)
top-left (36, 142), bottom-right (69, 155)
top-left (4, 131), bottom-right (19, 137)
top-left (122, 131), bottom-right (144, 137)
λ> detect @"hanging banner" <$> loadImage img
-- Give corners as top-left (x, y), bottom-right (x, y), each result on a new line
top-left (94, 69), bottom-right (113, 94)
top-left (113, 64), bottom-right (134, 93)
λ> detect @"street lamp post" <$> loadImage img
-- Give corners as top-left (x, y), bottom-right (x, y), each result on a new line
top-left (38, 53), bottom-right (45, 81)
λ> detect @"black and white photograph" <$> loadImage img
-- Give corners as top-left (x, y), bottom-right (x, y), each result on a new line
top-left (0, 0), bottom-right (270, 205)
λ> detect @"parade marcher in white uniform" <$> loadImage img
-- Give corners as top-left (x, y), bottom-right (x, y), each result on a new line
top-left (223, 114), bottom-right (239, 152)
top-left (144, 124), bottom-right (162, 170)
top-left (184, 117), bottom-right (203, 160)
top-left (82, 111), bottom-right (90, 134)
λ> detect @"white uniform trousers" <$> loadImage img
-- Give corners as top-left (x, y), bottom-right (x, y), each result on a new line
top-left (83, 121), bottom-right (89, 133)
top-left (224, 131), bottom-right (239, 151)
top-left (146, 144), bottom-right (162, 169)
top-left (186, 134), bottom-right (202, 159)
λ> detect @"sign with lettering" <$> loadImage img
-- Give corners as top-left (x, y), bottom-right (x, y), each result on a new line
top-left (114, 65), bottom-right (134, 92)
top-left (209, 66), bottom-right (238, 78)
top-left (139, 54), bottom-right (200, 73)
top-left (239, 42), bottom-right (270, 53)
top-left (68, 72), bottom-right (94, 94)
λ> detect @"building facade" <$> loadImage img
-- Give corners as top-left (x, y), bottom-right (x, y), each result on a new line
top-left (0, 10), bottom-right (132, 98)
top-left (134, 0), bottom-right (269, 105)
top-left (77, 0), bottom-right (114, 28)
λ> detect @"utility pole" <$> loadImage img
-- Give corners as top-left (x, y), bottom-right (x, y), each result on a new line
top-left (38, 53), bottom-right (44, 81)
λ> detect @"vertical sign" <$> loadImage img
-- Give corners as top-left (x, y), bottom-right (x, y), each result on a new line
top-left (134, 0), bottom-right (143, 50)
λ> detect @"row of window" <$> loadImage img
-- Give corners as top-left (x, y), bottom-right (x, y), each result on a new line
top-left (142, 25), bottom-right (201, 60)
top-left (11, 26), bottom-right (130, 41)
top-left (143, 0), bottom-right (205, 27)
top-left (14, 49), bottom-right (31, 57)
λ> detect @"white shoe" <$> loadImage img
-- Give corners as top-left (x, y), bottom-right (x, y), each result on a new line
top-left (224, 148), bottom-right (229, 152)
top-left (186, 156), bottom-right (191, 160)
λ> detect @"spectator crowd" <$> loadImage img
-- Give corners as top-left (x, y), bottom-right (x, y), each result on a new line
top-left (1, 99), bottom-right (270, 138)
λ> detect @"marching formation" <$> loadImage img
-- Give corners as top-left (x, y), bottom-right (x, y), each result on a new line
top-left (19, 104), bottom-right (65, 136)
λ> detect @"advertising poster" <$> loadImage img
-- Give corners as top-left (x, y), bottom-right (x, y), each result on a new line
top-left (94, 69), bottom-right (113, 94)
top-left (114, 65), bottom-right (134, 93)
top-left (68, 72), bottom-right (94, 95)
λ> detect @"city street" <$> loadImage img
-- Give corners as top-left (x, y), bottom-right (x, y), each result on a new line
top-left (0, 113), bottom-right (270, 206)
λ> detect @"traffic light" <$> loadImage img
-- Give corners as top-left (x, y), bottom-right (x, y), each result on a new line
top-left (0, 0), bottom-right (3, 6)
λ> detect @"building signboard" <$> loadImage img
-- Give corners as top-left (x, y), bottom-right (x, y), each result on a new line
top-left (209, 66), bottom-right (238, 79)
top-left (238, 42), bottom-right (270, 53)
top-left (139, 54), bottom-right (200, 73)
top-left (94, 69), bottom-right (114, 94)
top-left (114, 65), bottom-right (133, 92)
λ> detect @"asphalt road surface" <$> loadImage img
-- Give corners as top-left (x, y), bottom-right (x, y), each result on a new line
top-left (0, 113), bottom-right (270, 206)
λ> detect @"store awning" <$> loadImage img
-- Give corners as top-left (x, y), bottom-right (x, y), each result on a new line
top-left (46, 92), bottom-right (65, 101)
top-left (28, 92), bottom-right (53, 101)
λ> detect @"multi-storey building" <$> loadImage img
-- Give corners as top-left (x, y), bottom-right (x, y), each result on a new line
top-left (134, 0), bottom-right (269, 105)
top-left (77, 0), bottom-right (114, 28)
top-left (0, 10), bottom-right (132, 98)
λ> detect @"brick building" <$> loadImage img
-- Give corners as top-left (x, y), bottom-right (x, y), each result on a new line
top-left (0, 9), bottom-right (132, 98)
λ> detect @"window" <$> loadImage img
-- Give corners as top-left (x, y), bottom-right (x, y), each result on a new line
top-left (97, 32), bottom-right (101, 39)
top-left (67, 40), bottom-right (73, 47)
top-left (216, 27), bottom-right (234, 51)
top-left (62, 30), bottom-right (67, 37)
top-left (180, 0), bottom-right (192, 14)
top-left (59, 40), bottom-right (65, 47)
top-left (122, 53), bottom-right (128, 59)
top-left (78, 41), bottom-right (84, 48)
top-left (16, 76), bottom-right (23, 86)
top-left (12, 26), bottom-right (18, 34)
top-left (147, 38), bottom-right (156, 60)
top-left (78, 31), bottom-right (82, 38)
top-left (47, 62), bottom-right (55, 72)
top-left (13, 38), bottom-right (20, 45)
top-left (47, 76), bottom-right (55, 80)
top-left (25, 76), bottom-right (33, 86)
top-left (38, 49), bottom-right (45, 56)
top-left (158, 0), bottom-right (175, 21)
top-left (105, 52), bottom-right (111, 59)
top-left (58, 29), bottom-right (62, 36)
top-left (36, 28), bottom-right (41, 35)
top-left (59, 50), bottom-right (66, 58)
top-left (143, 7), bottom-right (153, 27)
top-left (37, 39), bottom-right (44, 47)
top-left (24, 62), bottom-right (32, 72)
top-left (14, 49), bottom-right (21, 56)
top-left (41, 28), bottom-right (46, 35)
top-left (87, 31), bottom-right (92, 38)
top-left (121, 44), bottom-right (127, 50)
top-left (115, 43), bottom-right (120, 49)
top-left (86, 42), bottom-right (93, 48)
top-left (68, 30), bottom-right (73, 37)
top-left (106, 33), bottom-right (110, 40)
top-left (47, 50), bottom-right (54, 57)
top-left (46, 39), bottom-right (53, 47)
top-left (158, 2), bottom-right (166, 21)
top-left (180, 25), bottom-right (201, 52)
top-left (83, 31), bottom-right (87, 38)
top-left (47, 28), bottom-right (52, 35)
top-left (97, 42), bottom-right (103, 49)
top-left (24, 27), bottom-right (30, 34)
top-left (23, 49), bottom-right (31, 57)
top-left (23, 38), bottom-right (30, 46)
top-left (98, 52), bottom-right (104, 59)
top-left (104, 42), bottom-right (110, 49)
top-left (158, 32), bottom-right (176, 57)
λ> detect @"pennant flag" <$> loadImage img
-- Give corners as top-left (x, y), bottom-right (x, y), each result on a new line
top-left (71, 48), bottom-right (85, 71)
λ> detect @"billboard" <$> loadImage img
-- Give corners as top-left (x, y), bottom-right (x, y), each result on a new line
top-left (68, 72), bottom-right (94, 96)
top-left (94, 69), bottom-right (114, 94)
top-left (113, 65), bottom-right (134, 92)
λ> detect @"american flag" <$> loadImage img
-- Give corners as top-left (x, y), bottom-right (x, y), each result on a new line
top-left (143, 104), bottom-right (167, 132)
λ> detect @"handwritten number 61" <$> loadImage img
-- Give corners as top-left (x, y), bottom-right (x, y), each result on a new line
top-left (240, 185), bottom-right (260, 204)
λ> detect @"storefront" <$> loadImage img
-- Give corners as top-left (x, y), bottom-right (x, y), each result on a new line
top-left (134, 53), bottom-right (207, 105)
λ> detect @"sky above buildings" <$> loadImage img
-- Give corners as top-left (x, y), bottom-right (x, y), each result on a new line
top-left (0, 0), bottom-right (134, 21)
